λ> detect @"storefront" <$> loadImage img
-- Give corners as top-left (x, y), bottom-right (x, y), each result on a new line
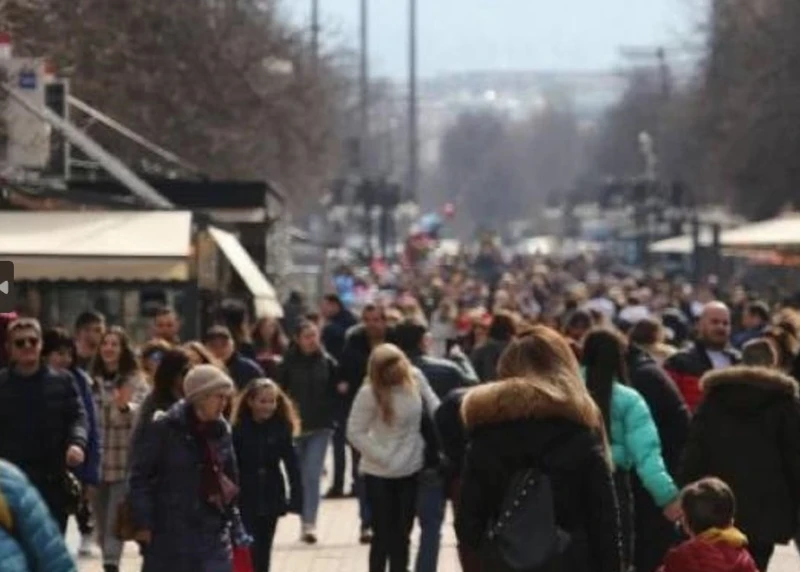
top-left (0, 210), bottom-right (282, 341)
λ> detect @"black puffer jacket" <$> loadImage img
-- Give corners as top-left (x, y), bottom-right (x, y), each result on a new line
top-left (456, 378), bottom-right (621, 572)
top-left (277, 346), bottom-right (338, 433)
top-left (681, 366), bottom-right (800, 545)
top-left (0, 366), bottom-right (87, 505)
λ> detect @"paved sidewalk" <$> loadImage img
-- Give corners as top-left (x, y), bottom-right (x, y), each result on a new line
top-left (69, 497), bottom-right (800, 572)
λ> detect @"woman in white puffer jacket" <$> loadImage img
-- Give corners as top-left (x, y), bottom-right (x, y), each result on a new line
top-left (347, 343), bottom-right (440, 572)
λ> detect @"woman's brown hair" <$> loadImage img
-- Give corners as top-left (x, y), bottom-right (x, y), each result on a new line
top-left (182, 340), bottom-right (227, 371)
top-left (367, 343), bottom-right (415, 425)
top-left (89, 326), bottom-right (140, 380)
top-left (231, 378), bottom-right (301, 437)
top-left (497, 326), bottom-right (605, 434)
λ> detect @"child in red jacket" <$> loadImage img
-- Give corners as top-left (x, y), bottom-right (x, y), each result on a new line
top-left (660, 477), bottom-right (758, 572)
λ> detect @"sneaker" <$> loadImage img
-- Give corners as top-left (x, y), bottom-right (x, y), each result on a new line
top-left (103, 565), bottom-right (119, 572)
top-left (78, 535), bottom-right (95, 557)
top-left (301, 524), bottom-right (318, 545)
top-left (359, 527), bottom-right (373, 545)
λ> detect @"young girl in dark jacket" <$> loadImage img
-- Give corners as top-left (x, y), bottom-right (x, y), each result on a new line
top-left (232, 378), bottom-right (303, 572)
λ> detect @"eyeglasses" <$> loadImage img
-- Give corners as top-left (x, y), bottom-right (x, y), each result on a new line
top-left (13, 336), bottom-right (40, 349)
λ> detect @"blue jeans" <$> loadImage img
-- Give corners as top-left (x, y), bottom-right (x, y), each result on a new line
top-left (296, 429), bottom-right (332, 526)
top-left (415, 470), bottom-right (446, 572)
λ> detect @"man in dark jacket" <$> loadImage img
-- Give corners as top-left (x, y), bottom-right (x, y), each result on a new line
top-left (336, 304), bottom-right (389, 541)
top-left (0, 318), bottom-right (88, 532)
top-left (204, 325), bottom-right (264, 390)
top-left (664, 302), bottom-right (740, 412)
top-left (627, 343), bottom-right (690, 572)
top-left (395, 319), bottom-right (478, 572)
top-left (681, 360), bottom-right (800, 571)
top-left (731, 300), bottom-right (769, 350)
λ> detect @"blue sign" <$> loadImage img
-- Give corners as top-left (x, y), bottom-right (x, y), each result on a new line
top-left (18, 69), bottom-right (37, 90)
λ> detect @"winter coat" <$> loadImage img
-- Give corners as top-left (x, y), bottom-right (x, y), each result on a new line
top-left (347, 370), bottom-right (440, 479)
top-left (627, 346), bottom-right (689, 572)
top-left (128, 400), bottom-right (243, 572)
top-left (339, 325), bottom-right (379, 404)
top-left (0, 460), bottom-right (75, 572)
top-left (456, 378), bottom-right (622, 572)
top-left (664, 343), bottom-right (740, 412)
top-left (0, 366), bottom-right (88, 516)
top-left (225, 353), bottom-right (265, 391)
top-left (409, 352), bottom-right (477, 401)
top-left (277, 346), bottom-right (338, 433)
top-left (233, 416), bottom-right (302, 527)
top-left (681, 366), bottom-right (800, 545)
top-left (659, 527), bottom-right (758, 572)
top-left (433, 387), bottom-right (469, 486)
top-left (607, 382), bottom-right (678, 508)
top-left (69, 367), bottom-right (101, 486)
top-left (322, 309), bottom-right (358, 363)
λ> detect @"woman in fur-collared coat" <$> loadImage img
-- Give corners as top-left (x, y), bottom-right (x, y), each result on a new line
top-left (682, 364), bottom-right (800, 572)
top-left (455, 327), bottom-right (622, 572)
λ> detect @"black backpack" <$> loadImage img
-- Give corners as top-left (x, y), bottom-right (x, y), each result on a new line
top-left (481, 468), bottom-right (571, 572)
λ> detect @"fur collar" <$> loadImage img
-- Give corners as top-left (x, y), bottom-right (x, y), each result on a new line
top-left (701, 366), bottom-right (799, 398)
top-left (461, 376), bottom-right (598, 430)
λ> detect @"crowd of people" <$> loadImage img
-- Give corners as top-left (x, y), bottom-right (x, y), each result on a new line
top-left (0, 249), bottom-right (799, 572)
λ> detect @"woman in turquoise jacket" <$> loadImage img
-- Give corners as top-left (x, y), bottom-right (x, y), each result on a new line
top-left (581, 329), bottom-right (680, 571)
top-left (0, 459), bottom-right (76, 572)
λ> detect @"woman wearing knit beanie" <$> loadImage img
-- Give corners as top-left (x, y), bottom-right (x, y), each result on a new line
top-left (129, 364), bottom-right (250, 571)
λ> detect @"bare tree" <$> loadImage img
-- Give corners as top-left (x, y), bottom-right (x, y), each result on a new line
top-left (3, 0), bottom-right (350, 209)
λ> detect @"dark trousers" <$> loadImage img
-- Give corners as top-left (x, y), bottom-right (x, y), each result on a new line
top-left (365, 473), bottom-right (418, 572)
top-left (448, 478), bottom-right (481, 572)
top-left (748, 544), bottom-right (774, 572)
top-left (614, 471), bottom-right (634, 572)
top-left (632, 475), bottom-right (680, 572)
top-left (331, 405), bottom-right (359, 494)
top-left (250, 515), bottom-right (279, 572)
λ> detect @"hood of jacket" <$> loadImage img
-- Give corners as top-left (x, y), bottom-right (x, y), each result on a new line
top-left (461, 377), bottom-right (607, 472)
top-left (462, 376), bottom-right (601, 432)
top-left (700, 365), bottom-right (799, 414)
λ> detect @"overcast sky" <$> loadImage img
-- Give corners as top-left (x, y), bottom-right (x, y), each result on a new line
top-left (284, 0), bottom-right (701, 78)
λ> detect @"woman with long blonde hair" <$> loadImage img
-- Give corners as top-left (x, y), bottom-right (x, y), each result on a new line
top-left (456, 326), bottom-right (621, 572)
top-left (347, 343), bottom-right (440, 572)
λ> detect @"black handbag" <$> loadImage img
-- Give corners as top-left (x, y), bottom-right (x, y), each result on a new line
top-left (63, 471), bottom-right (82, 516)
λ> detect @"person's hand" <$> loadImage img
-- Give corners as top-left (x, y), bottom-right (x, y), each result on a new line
top-left (336, 382), bottom-right (349, 395)
top-left (66, 445), bottom-right (85, 467)
top-left (662, 500), bottom-right (682, 522)
top-left (135, 529), bottom-right (152, 545)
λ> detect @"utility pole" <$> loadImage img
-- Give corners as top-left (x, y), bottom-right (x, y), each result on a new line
top-left (311, 0), bottom-right (320, 71)
top-left (407, 0), bottom-right (419, 202)
top-left (359, 0), bottom-right (369, 172)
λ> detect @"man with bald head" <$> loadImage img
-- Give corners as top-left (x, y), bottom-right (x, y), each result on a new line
top-left (664, 301), bottom-right (741, 412)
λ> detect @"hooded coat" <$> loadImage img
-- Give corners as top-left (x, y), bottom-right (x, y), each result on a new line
top-left (681, 366), bottom-right (800, 546)
top-left (455, 378), bottom-right (622, 572)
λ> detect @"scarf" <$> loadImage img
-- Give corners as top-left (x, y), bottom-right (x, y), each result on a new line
top-left (189, 410), bottom-right (228, 511)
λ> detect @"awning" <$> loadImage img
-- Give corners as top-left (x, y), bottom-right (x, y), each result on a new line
top-left (208, 226), bottom-right (283, 318)
top-left (649, 214), bottom-right (800, 254)
top-left (649, 229), bottom-right (714, 254)
top-left (720, 214), bottom-right (800, 249)
top-left (0, 211), bottom-right (193, 280)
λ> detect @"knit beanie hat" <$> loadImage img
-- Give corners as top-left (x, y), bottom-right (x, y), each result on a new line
top-left (183, 364), bottom-right (235, 403)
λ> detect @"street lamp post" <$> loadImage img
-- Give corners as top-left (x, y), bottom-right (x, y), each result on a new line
top-left (407, 0), bottom-right (419, 202)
